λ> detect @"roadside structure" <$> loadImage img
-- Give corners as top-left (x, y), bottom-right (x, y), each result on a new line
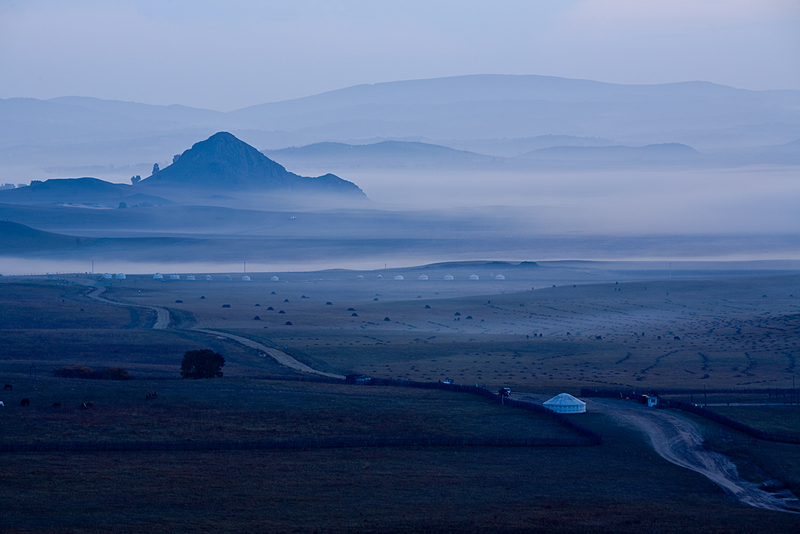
top-left (543, 393), bottom-right (587, 414)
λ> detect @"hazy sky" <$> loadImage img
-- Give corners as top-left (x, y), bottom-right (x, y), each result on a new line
top-left (2, 0), bottom-right (799, 111)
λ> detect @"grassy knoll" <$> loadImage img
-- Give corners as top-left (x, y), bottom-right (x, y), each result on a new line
top-left (2, 404), bottom-right (799, 533)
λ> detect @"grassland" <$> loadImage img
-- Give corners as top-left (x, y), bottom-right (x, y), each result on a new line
top-left (2, 265), bottom-right (800, 532)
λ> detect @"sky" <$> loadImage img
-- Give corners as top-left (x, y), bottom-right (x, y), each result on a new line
top-left (1, 0), bottom-right (799, 111)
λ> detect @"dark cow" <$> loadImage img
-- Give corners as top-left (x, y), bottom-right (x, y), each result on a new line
top-left (52, 402), bottom-right (61, 408)
top-left (20, 398), bottom-right (30, 406)
top-left (3, 384), bottom-right (11, 391)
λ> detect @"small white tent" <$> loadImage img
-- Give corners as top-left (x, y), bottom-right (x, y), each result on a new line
top-left (543, 393), bottom-right (586, 414)
top-left (418, 274), bottom-right (428, 280)
top-left (444, 274), bottom-right (454, 280)
top-left (495, 274), bottom-right (505, 280)
top-left (169, 274), bottom-right (180, 280)
top-left (394, 275), bottom-right (404, 280)
top-left (186, 275), bottom-right (196, 280)
top-left (205, 275), bottom-right (213, 281)
top-left (270, 276), bottom-right (279, 281)
top-left (242, 275), bottom-right (251, 281)
top-left (115, 273), bottom-right (126, 280)
top-left (102, 273), bottom-right (112, 280)
top-left (153, 273), bottom-right (164, 280)
top-left (469, 274), bottom-right (479, 281)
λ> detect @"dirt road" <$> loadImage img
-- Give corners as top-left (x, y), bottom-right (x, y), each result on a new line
top-left (590, 398), bottom-right (800, 514)
top-left (86, 283), bottom-right (343, 379)
top-left (87, 286), bottom-right (170, 329)
top-left (192, 328), bottom-right (345, 380)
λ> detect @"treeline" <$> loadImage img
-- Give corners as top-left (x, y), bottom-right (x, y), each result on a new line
top-left (0, 435), bottom-right (593, 454)
top-left (53, 365), bottom-right (130, 380)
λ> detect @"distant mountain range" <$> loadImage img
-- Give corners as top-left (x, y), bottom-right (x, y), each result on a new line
top-left (2, 74), bottom-right (798, 182)
top-left (0, 132), bottom-right (365, 207)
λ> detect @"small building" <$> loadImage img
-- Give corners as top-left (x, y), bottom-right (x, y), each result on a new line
top-left (543, 393), bottom-right (587, 414)
top-left (115, 273), bottom-right (126, 280)
top-left (102, 273), bottom-right (112, 280)
top-left (153, 273), bottom-right (164, 280)
top-left (444, 274), bottom-right (454, 280)
top-left (169, 274), bottom-right (180, 280)
top-left (469, 274), bottom-right (479, 281)
top-left (641, 395), bottom-right (659, 408)
top-left (270, 275), bottom-right (279, 282)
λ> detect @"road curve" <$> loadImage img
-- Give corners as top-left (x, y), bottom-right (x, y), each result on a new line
top-left (87, 286), bottom-right (170, 329)
top-left (590, 398), bottom-right (800, 514)
top-left (192, 329), bottom-right (345, 380)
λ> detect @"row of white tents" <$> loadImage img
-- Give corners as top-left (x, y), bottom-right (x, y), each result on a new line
top-left (360, 274), bottom-right (506, 281)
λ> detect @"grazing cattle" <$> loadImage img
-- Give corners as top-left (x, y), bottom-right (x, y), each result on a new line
top-left (81, 401), bottom-right (93, 409)
top-left (52, 402), bottom-right (61, 408)
top-left (3, 384), bottom-right (11, 391)
top-left (20, 398), bottom-right (30, 406)
top-left (145, 392), bottom-right (158, 400)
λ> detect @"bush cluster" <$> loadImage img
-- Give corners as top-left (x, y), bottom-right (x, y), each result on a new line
top-left (53, 365), bottom-right (130, 380)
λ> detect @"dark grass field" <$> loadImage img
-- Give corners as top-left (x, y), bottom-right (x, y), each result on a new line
top-left (3, 412), bottom-right (799, 534)
top-left (0, 378), bottom-right (572, 443)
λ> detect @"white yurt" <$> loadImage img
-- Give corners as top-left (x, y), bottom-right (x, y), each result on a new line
top-left (495, 274), bottom-right (505, 280)
top-left (270, 275), bottom-right (279, 282)
top-left (394, 275), bottom-right (404, 280)
top-left (153, 273), bottom-right (164, 280)
top-left (224, 275), bottom-right (232, 281)
top-left (376, 274), bottom-right (383, 280)
top-left (242, 275), bottom-right (251, 281)
top-left (418, 274), bottom-right (428, 280)
top-left (444, 274), bottom-right (454, 280)
top-left (356, 275), bottom-right (364, 280)
top-left (543, 393), bottom-right (587, 414)
top-left (102, 273), bottom-right (112, 280)
top-left (205, 275), bottom-right (213, 281)
top-left (186, 275), bottom-right (196, 281)
top-left (469, 274), bottom-right (479, 281)
top-left (115, 273), bottom-right (126, 280)
top-left (169, 274), bottom-right (180, 280)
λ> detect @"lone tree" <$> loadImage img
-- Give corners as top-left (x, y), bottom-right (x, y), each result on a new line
top-left (180, 349), bottom-right (225, 379)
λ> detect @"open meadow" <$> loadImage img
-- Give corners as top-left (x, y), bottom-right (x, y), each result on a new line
top-left (1, 262), bottom-right (800, 532)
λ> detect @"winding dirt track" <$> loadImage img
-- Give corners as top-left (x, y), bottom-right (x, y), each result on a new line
top-left (85, 284), bottom-right (342, 379)
top-left (590, 398), bottom-right (800, 514)
top-left (88, 286), bottom-right (169, 329)
top-left (192, 328), bottom-right (345, 379)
